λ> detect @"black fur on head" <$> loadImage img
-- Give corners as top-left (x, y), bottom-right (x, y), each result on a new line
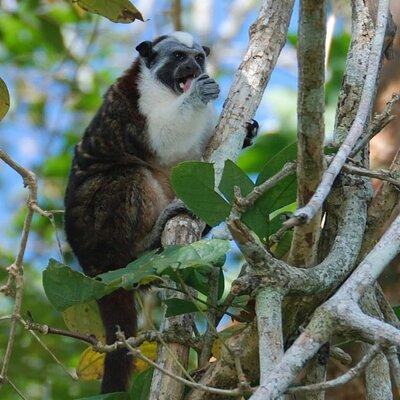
top-left (136, 32), bottom-right (210, 95)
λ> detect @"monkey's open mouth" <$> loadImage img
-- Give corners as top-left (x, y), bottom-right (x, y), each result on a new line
top-left (177, 74), bottom-right (196, 93)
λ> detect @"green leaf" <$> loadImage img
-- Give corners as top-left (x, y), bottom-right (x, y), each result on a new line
top-left (73, 0), bottom-right (144, 23)
top-left (164, 298), bottom-right (206, 317)
top-left (38, 15), bottom-right (65, 53)
top-left (0, 77), bottom-right (10, 121)
top-left (188, 239), bottom-right (229, 266)
top-left (219, 160), bottom-right (254, 202)
top-left (99, 239), bottom-right (229, 290)
top-left (256, 142), bottom-right (297, 214)
top-left (98, 249), bottom-right (160, 288)
top-left (77, 392), bottom-right (129, 400)
top-left (394, 306), bottom-right (400, 321)
top-left (44, 240), bottom-right (230, 310)
top-left (219, 160), bottom-right (269, 239)
top-left (171, 162), bottom-right (231, 226)
top-left (43, 259), bottom-right (112, 311)
top-left (218, 267), bottom-right (225, 300)
top-left (175, 268), bottom-right (210, 296)
top-left (237, 131), bottom-right (295, 173)
top-left (130, 368), bottom-right (154, 400)
top-left (257, 142), bottom-right (297, 184)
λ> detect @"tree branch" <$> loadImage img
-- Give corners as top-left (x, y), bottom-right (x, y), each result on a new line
top-left (287, 0), bottom-right (390, 226)
top-left (288, 0), bottom-right (326, 268)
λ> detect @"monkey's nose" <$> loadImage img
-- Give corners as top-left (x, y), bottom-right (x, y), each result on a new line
top-left (180, 62), bottom-right (200, 78)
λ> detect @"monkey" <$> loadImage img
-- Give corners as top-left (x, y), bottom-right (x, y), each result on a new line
top-left (64, 31), bottom-right (258, 394)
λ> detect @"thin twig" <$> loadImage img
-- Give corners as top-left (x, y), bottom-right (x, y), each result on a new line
top-left (22, 321), bottom-right (78, 380)
top-left (5, 377), bottom-right (29, 400)
top-left (25, 320), bottom-right (100, 346)
top-left (350, 92), bottom-right (400, 157)
top-left (287, 344), bottom-right (380, 393)
top-left (0, 150), bottom-right (38, 386)
top-left (238, 162), bottom-right (296, 212)
top-left (120, 331), bottom-right (249, 397)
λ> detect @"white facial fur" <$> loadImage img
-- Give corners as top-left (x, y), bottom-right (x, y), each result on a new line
top-left (169, 31), bottom-right (194, 48)
top-left (138, 63), bottom-right (215, 166)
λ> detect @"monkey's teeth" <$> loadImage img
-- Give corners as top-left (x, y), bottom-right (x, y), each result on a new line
top-left (179, 82), bottom-right (185, 89)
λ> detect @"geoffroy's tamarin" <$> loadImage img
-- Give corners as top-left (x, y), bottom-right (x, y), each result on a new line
top-left (64, 31), bottom-right (258, 394)
top-left (64, 31), bottom-right (219, 393)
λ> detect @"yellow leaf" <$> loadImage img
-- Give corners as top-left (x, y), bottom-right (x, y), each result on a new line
top-left (77, 347), bottom-right (105, 381)
top-left (76, 341), bottom-right (157, 380)
top-left (136, 341), bottom-right (157, 372)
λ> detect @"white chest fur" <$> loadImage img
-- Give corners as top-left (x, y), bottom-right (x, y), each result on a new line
top-left (137, 66), bottom-right (215, 166)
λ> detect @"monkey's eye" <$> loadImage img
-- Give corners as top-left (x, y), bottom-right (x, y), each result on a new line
top-left (173, 51), bottom-right (186, 61)
top-left (195, 54), bottom-right (205, 63)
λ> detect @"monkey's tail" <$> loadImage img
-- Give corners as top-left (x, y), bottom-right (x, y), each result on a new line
top-left (97, 288), bottom-right (137, 393)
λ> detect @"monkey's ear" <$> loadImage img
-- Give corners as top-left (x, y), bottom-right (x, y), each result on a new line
top-left (136, 41), bottom-right (153, 58)
top-left (202, 46), bottom-right (211, 57)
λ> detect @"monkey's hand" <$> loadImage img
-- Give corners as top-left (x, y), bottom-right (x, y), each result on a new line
top-left (243, 119), bottom-right (259, 148)
top-left (143, 199), bottom-right (193, 249)
top-left (190, 73), bottom-right (220, 105)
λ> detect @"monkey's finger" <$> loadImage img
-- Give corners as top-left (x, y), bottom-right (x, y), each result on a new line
top-left (200, 85), bottom-right (220, 95)
top-left (199, 77), bottom-right (217, 85)
top-left (196, 73), bottom-right (210, 81)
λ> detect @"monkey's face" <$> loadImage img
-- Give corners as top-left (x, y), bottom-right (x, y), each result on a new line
top-left (136, 32), bottom-right (210, 95)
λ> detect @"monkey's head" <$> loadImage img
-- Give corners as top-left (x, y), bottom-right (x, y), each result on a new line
top-left (136, 31), bottom-right (210, 95)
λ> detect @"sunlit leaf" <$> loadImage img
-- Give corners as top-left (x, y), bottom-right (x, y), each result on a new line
top-left (135, 342), bottom-right (157, 372)
top-left (76, 347), bottom-right (105, 381)
top-left (72, 0), bottom-right (144, 23)
top-left (0, 77), bottom-right (10, 121)
top-left (76, 340), bottom-right (156, 383)
top-left (43, 240), bottom-right (230, 310)
top-left (99, 239), bottom-right (229, 290)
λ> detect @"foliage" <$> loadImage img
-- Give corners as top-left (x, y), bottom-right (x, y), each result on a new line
top-left (42, 239), bottom-right (229, 311)
top-left (171, 142), bottom-right (297, 241)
